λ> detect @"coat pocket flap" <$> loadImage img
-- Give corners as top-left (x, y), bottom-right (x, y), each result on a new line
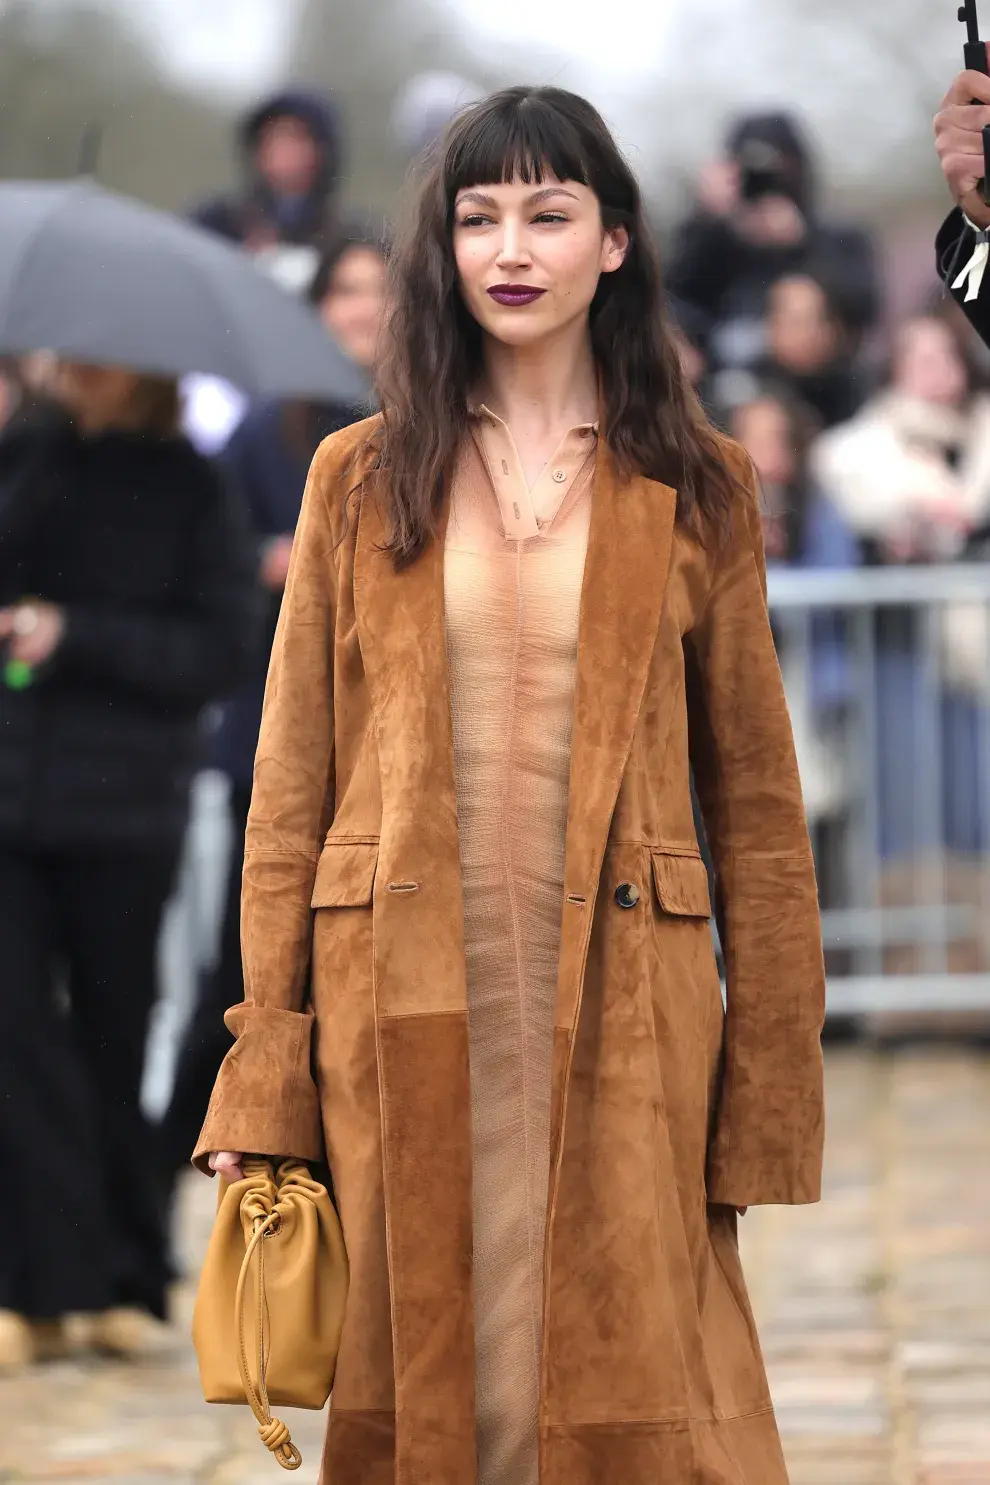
top-left (651, 849), bottom-right (712, 918)
top-left (311, 841), bottom-right (379, 909)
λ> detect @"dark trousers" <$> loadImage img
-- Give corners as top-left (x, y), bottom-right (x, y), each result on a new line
top-left (160, 783), bottom-right (251, 1184)
top-left (0, 844), bottom-right (178, 1319)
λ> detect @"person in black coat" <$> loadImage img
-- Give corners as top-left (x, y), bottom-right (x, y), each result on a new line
top-left (935, 61), bottom-right (990, 339)
top-left (191, 90), bottom-right (344, 299)
top-left (0, 363), bottom-right (258, 1368)
top-left (159, 225), bottom-right (387, 1194)
top-left (667, 111), bottom-right (881, 373)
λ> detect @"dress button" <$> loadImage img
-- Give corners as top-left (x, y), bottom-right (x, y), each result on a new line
top-left (614, 882), bottom-right (640, 909)
top-left (552, 468), bottom-right (567, 483)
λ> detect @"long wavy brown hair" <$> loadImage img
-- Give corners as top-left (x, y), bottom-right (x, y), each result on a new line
top-left (370, 85), bottom-right (743, 567)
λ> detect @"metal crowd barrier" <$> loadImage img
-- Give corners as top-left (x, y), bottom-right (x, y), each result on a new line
top-left (145, 562), bottom-right (990, 1113)
top-left (767, 564), bottom-right (990, 1016)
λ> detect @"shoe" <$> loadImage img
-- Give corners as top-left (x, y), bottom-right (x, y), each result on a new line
top-left (0, 1311), bottom-right (34, 1370)
top-left (88, 1307), bottom-right (173, 1359)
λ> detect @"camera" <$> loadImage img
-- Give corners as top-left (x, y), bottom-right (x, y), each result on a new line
top-left (736, 139), bottom-right (793, 203)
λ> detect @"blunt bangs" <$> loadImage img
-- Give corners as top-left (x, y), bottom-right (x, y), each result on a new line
top-left (443, 92), bottom-right (592, 211)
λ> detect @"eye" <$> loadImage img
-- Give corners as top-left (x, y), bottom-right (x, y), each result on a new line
top-left (533, 211), bottom-right (569, 225)
top-left (457, 212), bottom-right (492, 229)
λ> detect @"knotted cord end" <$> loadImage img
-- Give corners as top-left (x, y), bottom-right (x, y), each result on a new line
top-left (258, 1416), bottom-right (302, 1471)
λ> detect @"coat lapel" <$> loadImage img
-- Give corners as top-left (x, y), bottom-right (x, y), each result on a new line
top-left (550, 445), bottom-right (678, 1135)
top-left (352, 448), bottom-right (677, 1477)
top-left (353, 481), bottom-right (478, 1485)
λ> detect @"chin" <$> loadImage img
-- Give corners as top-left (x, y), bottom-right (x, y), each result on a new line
top-left (475, 308), bottom-right (559, 349)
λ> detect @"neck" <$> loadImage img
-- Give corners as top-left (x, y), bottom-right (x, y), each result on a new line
top-left (476, 320), bottom-right (599, 435)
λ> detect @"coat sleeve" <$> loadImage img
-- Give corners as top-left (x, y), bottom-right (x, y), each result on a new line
top-left (193, 437), bottom-right (341, 1172)
top-left (936, 206), bottom-right (990, 342)
top-left (664, 211), bottom-right (734, 339)
top-left (684, 453), bottom-right (826, 1207)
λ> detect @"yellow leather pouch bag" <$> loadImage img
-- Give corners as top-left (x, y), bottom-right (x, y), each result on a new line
top-left (192, 1158), bottom-right (348, 1471)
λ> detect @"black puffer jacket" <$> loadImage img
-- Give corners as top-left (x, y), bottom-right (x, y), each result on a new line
top-left (0, 406), bottom-right (260, 849)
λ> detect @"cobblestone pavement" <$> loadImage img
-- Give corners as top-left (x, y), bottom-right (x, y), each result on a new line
top-left (3, 1046), bottom-right (989, 1484)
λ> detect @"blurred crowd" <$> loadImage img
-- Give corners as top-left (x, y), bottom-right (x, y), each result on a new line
top-left (666, 110), bottom-right (990, 982)
top-left (1, 84), bottom-right (989, 1367)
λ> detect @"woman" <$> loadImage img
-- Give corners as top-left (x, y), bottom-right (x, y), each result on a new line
top-left (197, 88), bottom-right (825, 1485)
top-left (726, 383), bottom-right (858, 920)
top-left (0, 361), bottom-right (257, 1366)
top-left (814, 311), bottom-right (990, 980)
top-left (161, 226), bottom-right (387, 1189)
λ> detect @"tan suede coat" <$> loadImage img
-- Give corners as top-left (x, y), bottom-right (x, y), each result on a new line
top-left (196, 415), bottom-right (826, 1485)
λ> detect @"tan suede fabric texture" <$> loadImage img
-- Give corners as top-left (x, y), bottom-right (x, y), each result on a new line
top-left (195, 415), bottom-right (826, 1485)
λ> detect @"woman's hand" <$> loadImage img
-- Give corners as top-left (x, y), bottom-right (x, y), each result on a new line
top-left (0, 601), bottom-right (65, 667)
top-left (209, 1150), bottom-right (246, 1182)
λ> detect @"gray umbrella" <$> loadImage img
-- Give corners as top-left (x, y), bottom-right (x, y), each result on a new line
top-left (0, 179), bottom-right (370, 402)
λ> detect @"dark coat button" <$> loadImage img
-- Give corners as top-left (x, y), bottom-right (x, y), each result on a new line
top-left (614, 882), bottom-right (640, 909)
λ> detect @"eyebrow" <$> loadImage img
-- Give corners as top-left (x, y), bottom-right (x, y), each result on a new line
top-left (456, 186), bottom-right (580, 209)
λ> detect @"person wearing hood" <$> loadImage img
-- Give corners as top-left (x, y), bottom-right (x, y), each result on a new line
top-left (182, 90), bottom-right (347, 456)
top-left (667, 111), bottom-right (880, 374)
top-left (192, 90), bottom-right (343, 268)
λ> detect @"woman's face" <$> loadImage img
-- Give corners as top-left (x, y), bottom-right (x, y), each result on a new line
top-left (768, 276), bottom-right (839, 375)
top-left (319, 245), bottom-right (388, 370)
top-left (53, 361), bottom-right (143, 430)
top-left (452, 173), bottom-right (628, 350)
top-left (894, 318), bottom-right (968, 407)
top-left (732, 397), bottom-right (797, 490)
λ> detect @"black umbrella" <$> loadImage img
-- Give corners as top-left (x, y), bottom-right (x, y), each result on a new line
top-left (0, 179), bottom-right (370, 401)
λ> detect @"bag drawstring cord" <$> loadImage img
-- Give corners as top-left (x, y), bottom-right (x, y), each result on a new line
top-left (234, 1210), bottom-right (302, 1471)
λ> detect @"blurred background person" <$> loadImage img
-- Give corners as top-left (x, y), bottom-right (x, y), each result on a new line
top-left (159, 224), bottom-right (388, 1201)
top-left (192, 89), bottom-right (344, 284)
top-left (667, 111), bottom-right (881, 376)
top-left (390, 70), bottom-right (485, 164)
top-left (668, 295), bottom-right (713, 404)
top-left (724, 381), bottom-right (859, 914)
top-left (814, 308), bottom-right (990, 981)
top-left (183, 87), bottom-right (349, 456)
top-left (751, 270), bottom-right (867, 429)
top-left (0, 359), bottom-right (258, 1368)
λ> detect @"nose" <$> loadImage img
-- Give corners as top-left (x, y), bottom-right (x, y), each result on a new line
top-left (494, 217), bottom-right (532, 271)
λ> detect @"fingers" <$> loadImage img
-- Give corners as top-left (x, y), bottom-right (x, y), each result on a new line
top-left (941, 66), bottom-right (990, 109)
top-left (937, 103), bottom-right (990, 135)
top-left (209, 1150), bottom-right (246, 1182)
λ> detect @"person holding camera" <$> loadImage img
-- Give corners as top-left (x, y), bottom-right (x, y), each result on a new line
top-left (667, 112), bottom-right (881, 374)
top-left (935, 60), bottom-right (990, 339)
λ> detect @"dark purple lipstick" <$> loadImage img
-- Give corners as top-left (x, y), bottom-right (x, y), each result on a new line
top-left (487, 284), bottom-right (547, 307)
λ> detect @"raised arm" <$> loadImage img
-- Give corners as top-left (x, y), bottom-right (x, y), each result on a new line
top-left (684, 454), bottom-right (826, 1208)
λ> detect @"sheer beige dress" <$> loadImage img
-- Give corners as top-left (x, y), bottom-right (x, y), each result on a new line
top-left (444, 406), bottom-right (597, 1485)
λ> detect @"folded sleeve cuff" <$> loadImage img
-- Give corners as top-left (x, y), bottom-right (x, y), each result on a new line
top-left (191, 1004), bottom-right (323, 1174)
top-left (705, 1023), bottom-right (825, 1207)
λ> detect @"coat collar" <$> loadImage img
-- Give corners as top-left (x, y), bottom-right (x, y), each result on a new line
top-left (553, 442), bottom-right (677, 1018)
top-left (354, 438), bottom-right (676, 909)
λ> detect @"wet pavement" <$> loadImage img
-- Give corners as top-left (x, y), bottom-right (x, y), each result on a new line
top-left (2, 1045), bottom-right (989, 1484)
